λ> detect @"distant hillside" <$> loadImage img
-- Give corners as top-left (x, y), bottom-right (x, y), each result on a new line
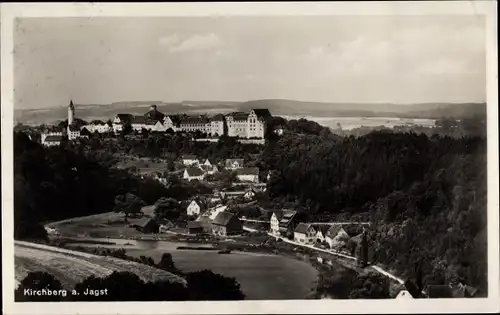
top-left (15, 99), bottom-right (486, 126)
top-left (237, 99), bottom-right (487, 119)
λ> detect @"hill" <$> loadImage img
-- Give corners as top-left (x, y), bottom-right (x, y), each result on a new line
top-left (15, 241), bottom-right (186, 289)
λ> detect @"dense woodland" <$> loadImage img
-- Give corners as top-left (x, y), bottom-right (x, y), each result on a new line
top-left (14, 115), bottom-right (488, 296)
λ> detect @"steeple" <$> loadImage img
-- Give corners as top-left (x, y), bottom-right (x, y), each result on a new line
top-left (68, 99), bottom-right (75, 125)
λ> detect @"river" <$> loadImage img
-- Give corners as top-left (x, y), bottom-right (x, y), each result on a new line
top-left (65, 238), bottom-right (319, 300)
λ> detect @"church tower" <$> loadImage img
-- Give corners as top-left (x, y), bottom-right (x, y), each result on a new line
top-left (68, 100), bottom-right (75, 125)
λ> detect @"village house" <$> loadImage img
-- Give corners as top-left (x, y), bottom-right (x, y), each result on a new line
top-left (314, 225), bottom-right (331, 243)
top-left (293, 223), bottom-right (317, 244)
top-left (236, 167), bottom-right (260, 183)
top-left (183, 167), bottom-right (205, 181)
top-left (324, 225), bottom-right (350, 249)
top-left (203, 159), bottom-right (214, 167)
top-left (67, 125), bottom-right (81, 140)
top-left (112, 113), bottom-right (133, 133)
top-left (186, 198), bottom-right (208, 217)
top-left (187, 221), bottom-right (205, 234)
top-left (269, 210), bottom-right (284, 236)
top-left (200, 164), bottom-right (219, 175)
top-left (396, 290), bottom-right (414, 299)
top-left (211, 212), bottom-right (242, 237)
top-left (181, 155), bottom-right (199, 166)
top-left (208, 205), bottom-right (228, 220)
top-left (225, 158), bottom-right (244, 170)
top-left (131, 218), bottom-right (159, 233)
top-left (278, 210), bottom-right (305, 238)
top-left (209, 114), bottom-right (226, 136)
top-left (41, 134), bottom-right (64, 147)
top-left (219, 190), bottom-right (246, 200)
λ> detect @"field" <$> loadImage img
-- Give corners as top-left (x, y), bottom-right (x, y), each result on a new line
top-left (46, 212), bottom-right (154, 238)
top-left (14, 241), bottom-right (186, 290)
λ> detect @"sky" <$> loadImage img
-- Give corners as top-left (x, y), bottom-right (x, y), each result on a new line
top-left (14, 15), bottom-right (486, 109)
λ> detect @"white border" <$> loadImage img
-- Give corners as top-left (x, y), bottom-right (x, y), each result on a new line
top-left (1, 2), bottom-right (498, 314)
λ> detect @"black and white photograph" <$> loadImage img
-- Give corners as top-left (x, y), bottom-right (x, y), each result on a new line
top-left (1, 2), bottom-right (498, 314)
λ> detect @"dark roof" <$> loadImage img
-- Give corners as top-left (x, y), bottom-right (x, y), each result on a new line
top-left (187, 221), bottom-right (203, 229)
top-left (252, 109), bottom-right (272, 119)
top-left (181, 116), bottom-right (210, 124)
top-left (69, 100), bottom-right (75, 110)
top-left (134, 218), bottom-right (157, 228)
top-left (225, 159), bottom-right (244, 167)
top-left (314, 225), bottom-right (331, 235)
top-left (228, 112), bottom-right (249, 121)
top-left (325, 225), bottom-right (344, 238)
top-left (426, 285), bottom-right (454, 298)
top-left (210, 114), bottom-right (225, 122)
top-left (295, 223), bottom-right (314, 234)
top-left (236, 167), bottom-right (259, 176)
top-left (272, 210), bottom-right (284, 221)
top-left (279, 209), bottom-right (297, 227)
top-left (212, 211), bottom-right (238, 226)
top-left (404, 280), bottom-right (423, 298)
top-left (145, 109), bottom-right (165, 121)
top-left (185, 167), bottom-right (205, 177)
top-left (44, 135), bottom-right (64, 142)
top-left (116, 114), bottom-right (133, 122)
top-left (131, 115), bottom-right (147, 124)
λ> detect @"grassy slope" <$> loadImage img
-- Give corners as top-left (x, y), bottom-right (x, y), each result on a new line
top-left (14, 241), bottom-right (186, 290)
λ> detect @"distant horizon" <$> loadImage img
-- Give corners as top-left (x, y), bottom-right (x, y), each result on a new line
top-left (15, 98), bottom-right (487, 112)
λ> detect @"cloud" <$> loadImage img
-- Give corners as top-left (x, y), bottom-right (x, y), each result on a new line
top-left (159, 33), bottom-right (223, 53)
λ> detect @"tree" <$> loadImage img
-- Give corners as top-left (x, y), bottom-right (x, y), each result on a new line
top-left (113, 193), bottom-right (146, 223)
top-left (15, 272), bottom-right (65, 302)
top-left (122, 122), bottom-right (133, 135)
top-left (154, 197), bottom-right (182, 221)
top-left (186, 270), bottom-right (245, 300)
top-left (158, 253), bottom-right (177, 272)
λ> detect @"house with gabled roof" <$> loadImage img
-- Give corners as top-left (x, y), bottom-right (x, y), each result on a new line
top-left (131, 217), bottom-right (159, 234)
top-left (41, 134), bottom-right (64, 147)
top-left (236, 167), bottom-right (259, 183)
top-left (181, 155), bottom-right (199, 166)
top-left (183, 167), bottom-right (205, 181)
top-left (325, 225), bottom-right (350, 249)
top-left (269, 210), bottom-right (284, 235)
top-left (186, 198), bottom-right (208, 217)
top-left (211, 212), bottom-right (242, 236)
top-left (278, 209), bottom-right (305, 239)
top-left (314, 225), bottom-right (331, 243)
top-left (225, 158), bottom-right (244, 170)
top-left (293, 223), bottom-right (316, 244)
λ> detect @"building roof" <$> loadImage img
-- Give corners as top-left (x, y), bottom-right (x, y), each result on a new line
top-left (212, 211), bottom-right (238, 227)
top-left (396, 290), bottom-right (413, 299)
top-left (236, 167), bottom-right (259, 176)
top-left (227, 112), bottom-right (249, 121)
top-left (69, 100), bottom-right (75, 110)
top-left (210, 114), bottom-right (225, 122)
top-left (44, 135), bottom-right (64, 142)
top-left (131, 115), bottom-right (148, 124)
top-left (116, 114), bottom-right (133, 123)
top-left (181, 116), bottom-right (210, 125)
top-left (182, 155), bottom-right (198, 160)
top-left (272, 210), bottom-right (284, 221)
top-left (279, 209), bottom-right (297, 228)
top-left (68, 125), bottom-right (80, 132)
top-left (187, 221), bottom-right (203, 229)
top-left (325, 225), bottom-right (344, 238)
top-left (225, 159), bottom-right (244, 168)
top-left (252, 109), bottom-right (272, 119)
top-left (165, 115), bottom-right (182, 125)
top-left (185, 167), bottom-right (205, 177)
top-left (145, 108), bottom-right (165, 121)
top-left (314, 225), bottom-right (331, 235)
top-left (295, 223), bottom-right (314, 234)
top-left (189, 198), bottom-right (208, 209)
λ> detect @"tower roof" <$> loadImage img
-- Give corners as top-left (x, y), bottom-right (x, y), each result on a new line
top-left (69, 100), bottom-right (75, 110)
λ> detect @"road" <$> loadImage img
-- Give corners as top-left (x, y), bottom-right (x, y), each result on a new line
top-left (242, 226), bottom-right (404, 285)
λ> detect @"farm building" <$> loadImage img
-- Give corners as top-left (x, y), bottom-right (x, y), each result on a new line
top-left (186, 198), bottom-right (208, 216)
top-left (212, 212), bottom-right (242, 237)
top-left (183, 167), bottom-right (205, 181)
top-left (195, 215), bottom-right (213, 233)
top-left (187, 221), bottom-right (205, 234)
top-left (132, 218), bottom-right (159, 233)
top-left (225, 158), bottom-right (244, 170)
top-left (236, 167), bottom-right (260, 183)
top-left (293, 223), bottom-right (316, 244)
top-left (181, 155), bottom-right (199, 166)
